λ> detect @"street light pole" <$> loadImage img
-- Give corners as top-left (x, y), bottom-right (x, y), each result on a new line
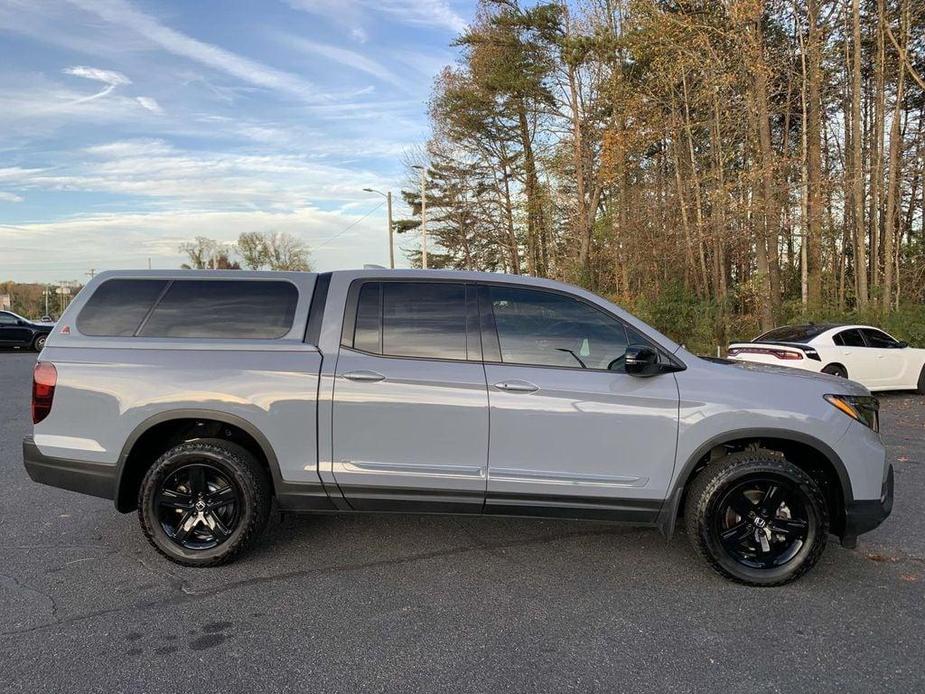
top-left (412, 164), bottom-right (427, 269)
top-left (386, 191), bottom-right (394, 269)
top-left (419, 168), bottom-right (427, 269)
top-left (362, 188), bottom-right (394, 268)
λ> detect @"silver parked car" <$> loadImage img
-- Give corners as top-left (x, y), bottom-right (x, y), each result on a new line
top-left (23, 269), bottom-right (893, 585)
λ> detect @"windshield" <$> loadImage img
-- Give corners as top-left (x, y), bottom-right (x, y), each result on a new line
top-left (754, 325), bottom-right (833, 343)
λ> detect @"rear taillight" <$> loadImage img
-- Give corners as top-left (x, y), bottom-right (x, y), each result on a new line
top-left (727, 347), bottom-right (803, 360)
top-left (32, 362), bottom-right (57, 424)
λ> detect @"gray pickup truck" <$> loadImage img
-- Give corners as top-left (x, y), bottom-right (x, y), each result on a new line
top-left (23, 269), bottom-right (893, 585)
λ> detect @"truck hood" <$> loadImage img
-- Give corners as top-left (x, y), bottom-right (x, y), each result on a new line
top-left (695, 355), bottom-right (872, 397)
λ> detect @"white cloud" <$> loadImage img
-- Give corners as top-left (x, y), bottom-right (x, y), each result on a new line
top-left (280, 35), bottom-right (405, 89)
top-left (0, 191), bottom-right (24, 203)
top-left (62, 64), bottom-right (132, 105)
top-left (286, 0), bottom-right (466, 33)
top-left (64, 0), bottom-right (322, 101)
top-left (62, 66), bottom-right (131, 87)
top-left (350, 27), bottom-right (368, 43)
top-left (135, 96), bottom-right (163, 113)
top-left (0, 206), bottom-right (394, 280)
top-left (2, 138), bottom-right (388, 208)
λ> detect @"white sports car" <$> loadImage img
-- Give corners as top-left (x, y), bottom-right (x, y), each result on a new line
top-left (727, 324), bottom-right (925, 393)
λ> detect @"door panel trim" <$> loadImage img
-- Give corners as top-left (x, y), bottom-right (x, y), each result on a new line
top-left (334, 460), bottom-right (485, 479)
top-left (489, 467), bottom-right (648, 488)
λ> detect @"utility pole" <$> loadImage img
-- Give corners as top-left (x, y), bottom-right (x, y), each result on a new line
top-left (362, 188), bottom-right (395, 269)
top-left (86, 268), bottom-right (96, 280)
top-left (412, 164), bottom-right (428, 269)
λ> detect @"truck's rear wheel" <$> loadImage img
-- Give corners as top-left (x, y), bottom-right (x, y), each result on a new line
top-left (138, 438), bottom-right (271, 566)
top-left (684, 450), bottom-right (828, 586)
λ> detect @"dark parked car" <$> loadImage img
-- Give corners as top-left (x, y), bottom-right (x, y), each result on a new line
top-left (0, 311), bottom-right (53, 351)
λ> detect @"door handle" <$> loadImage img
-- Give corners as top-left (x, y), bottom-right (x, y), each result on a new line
top-left (493, 380), bottom-right (539, 393)
top-left (342, 370), bottom-right (386, 382)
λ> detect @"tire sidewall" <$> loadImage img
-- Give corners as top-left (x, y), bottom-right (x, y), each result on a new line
top-left (33, 334), bottom-right (46, 352)
top-left (696, 459), bottom-right (827, 586)
top-left (140, 445), bottom-right (257, 564)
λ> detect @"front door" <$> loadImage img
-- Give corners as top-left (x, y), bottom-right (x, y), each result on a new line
top-left (331, 280), bottom-right (488, 512)
top-left (832, 328), bottom-right (879, 384)
top-left (479, 284), bottom-right (680, 521)
top-left (859, 328), bottom-right (908, 387)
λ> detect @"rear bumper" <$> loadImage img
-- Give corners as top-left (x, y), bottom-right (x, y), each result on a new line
top-left (22, 436), bottom-right (115, 500)
top-left (840, 464), bottom-right (894, 547)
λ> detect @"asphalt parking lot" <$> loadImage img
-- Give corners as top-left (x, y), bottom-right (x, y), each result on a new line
top-left (1, 351), bottom-right (923, 693)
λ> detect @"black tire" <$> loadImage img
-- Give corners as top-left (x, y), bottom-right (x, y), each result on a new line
top-left (821, 363), bottom-right (847, 379)
top-left (32, 334), bottom-right (47, 352)
top-left (138, 438), bottom-right (271, 567)
top-left (684, 450), bottom-right (828, 586)
top-left (916, 365), bottom-right (925, 395)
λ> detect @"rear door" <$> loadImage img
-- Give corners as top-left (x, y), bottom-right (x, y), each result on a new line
top-left (479, 284), bottom-right (680, 520)
top-left (831, 328), bottom-right (878, 384)
top-left (330, 280), bottom-right (488, 512)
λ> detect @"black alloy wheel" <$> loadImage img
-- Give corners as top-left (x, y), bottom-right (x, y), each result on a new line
top-left (156, 463), bottom-right (241, 550)
top-left (685, 450), bottom-right (828, 586)
top-left (714, 476), bottom-right (810, 569)
top-left (139, 438), bottom-right (271, 566)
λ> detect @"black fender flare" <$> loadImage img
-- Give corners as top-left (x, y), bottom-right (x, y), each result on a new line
top-left (113, 409), bottom-right (284, 512)
top-left (656, 427), bottom-right (853, 538)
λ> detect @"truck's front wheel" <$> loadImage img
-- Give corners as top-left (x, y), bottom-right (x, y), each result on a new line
top-left (138, 438), bottom-right (271, 567)
top-left (684, 451), bottom-right (828, 586)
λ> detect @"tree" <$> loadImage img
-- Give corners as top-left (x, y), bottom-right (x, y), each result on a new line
top-left (237, 232), bottom-right (270, 270)
top-left (236, 231), bottom-right (312, 271)
top-left (179, 237), bottom-right (240, 269)
top-left (417, 0), bottom-right (925, 351)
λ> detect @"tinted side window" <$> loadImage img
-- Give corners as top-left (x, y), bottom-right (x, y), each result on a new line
top-left (861, 328), bottom-right (899, 348)
top-left (834, 329), bottom-right (865, 347)
top-left (0, 312), bottom-right (17, 325)
top-left (354, 282), bottom-right (381, 353)
top-left (77, 279), bottom-right (168, 336)
top-left (139, 280), bottom-right (297, 339)
top-left (489, 286), bottom-right (628, 370)
top-left (380, 282), bottom-right (467, 360)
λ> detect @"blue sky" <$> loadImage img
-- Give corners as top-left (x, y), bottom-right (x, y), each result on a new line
top-left (0, 0), bottom-right (470, 282)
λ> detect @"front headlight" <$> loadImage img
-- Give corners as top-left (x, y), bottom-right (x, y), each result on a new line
top-left (824, 394), bottom-right (879, 432)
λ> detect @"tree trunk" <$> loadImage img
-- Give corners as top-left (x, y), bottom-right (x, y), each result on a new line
top-left (517, 103), bottom-right (540, 276)
top-left (882, 0), bottom-right (907, 311)
top-left (805, 0), bottom-right (824, 308)
top-left (851, 0), bottom-right (869, 308)
top-left (870, 0), bottom-right (885, 296)
top-left (751, 15), bottom-right (780, 324)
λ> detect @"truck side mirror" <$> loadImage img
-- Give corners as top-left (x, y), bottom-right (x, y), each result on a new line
top-left (624, 345), bottom-right (661, 377)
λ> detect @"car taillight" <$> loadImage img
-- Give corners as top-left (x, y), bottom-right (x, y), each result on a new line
top-left (727, 347), bottom-right (803, 360)
top-left (772, 350), bottom-right (803, 360)
top-left (32, 362), bottom-right (57, 424)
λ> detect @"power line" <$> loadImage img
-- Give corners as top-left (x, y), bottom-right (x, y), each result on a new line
top-left (314, 202), bottom-right (384, 251)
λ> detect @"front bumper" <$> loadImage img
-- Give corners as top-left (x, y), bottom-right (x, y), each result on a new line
top-left (22, 436), bottom-right (115, 500)
top-left (840, 464), bottom-right (894, 547)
